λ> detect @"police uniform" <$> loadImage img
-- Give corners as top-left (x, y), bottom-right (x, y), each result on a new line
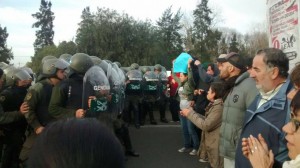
top-left (19, 79), bottom-right (56, 163)
top-left (48, 74), bottom-right (84, 119)
top-left (0, 85), bottom-right (28, 168)
top-left (141, 71), bottom-right (159, 125)
top-left (123, 70), bottom-right (143, 129)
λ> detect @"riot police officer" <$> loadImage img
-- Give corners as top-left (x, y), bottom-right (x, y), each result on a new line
top-left (48, 53), bottom-right (93, 120)
top-left (154, 64), bottom-right (168, 123)
top-left (0, 67), bottom-right (32, 168)
top-left (19, 58), bottom-right (69, 166)
top-left (140, 66), bottom-right (158, 125)
top-left (84, 64), bottom-right (140, 157)
top-left (123, 63), bottom-right (143, 128)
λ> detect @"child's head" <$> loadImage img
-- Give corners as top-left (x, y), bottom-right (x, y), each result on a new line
top-left (207, 82), bottom-right (225, 102)
top-left (179, 72), bottom-right (188, 83)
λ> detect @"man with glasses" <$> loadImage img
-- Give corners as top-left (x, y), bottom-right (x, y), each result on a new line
top-left (235, 48), bottom-right (293, 168)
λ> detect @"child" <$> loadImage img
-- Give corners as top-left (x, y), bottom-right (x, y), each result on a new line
top-left (173, 59), bottom-right (198, 155)
top-left (181, 82), bottom-right (225, 168)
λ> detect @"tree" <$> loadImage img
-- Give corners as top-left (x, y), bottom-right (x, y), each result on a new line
top-left (29, 45), bottom-right (57, 72)
top-left (219, 37), bottom-right (228, 54)
top-left (229, 33), bottom-right (239, 53)
top-left (156, 6), bottom-right (183, 68)
top-left (192, 0), bottom-right (222, 61)
top-left (76, 7), bottom-right (96, 55)
top-left (56, 41), bottom-right (77, 56)
top-left (0, 25), bottom-right (13, 63)
top-left (32, 0), bottom-right (55, 53)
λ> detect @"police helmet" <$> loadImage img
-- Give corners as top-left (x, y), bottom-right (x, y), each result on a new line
top-left (42, 58), bottom-right (69, 77)
top-left (130, 63), bottom-right (139, 70)
top-left (0, 62), bottom-right (8, 69)
top-left (59, 54), bottom-right (73, 63)
top-left (114, 62), bottom-right (121, 68)
top-left (154, 64), bottom-right (162, 72)
top-left (90, 56), bottom-right (102, 65)
top-left (141, 66), bottom-right (151, 74)
top-left (41, 55), bottom-right (56, 64)
top-left (69, 53), bottom-right (93, 75)
top-left (6, 68), bottom-right (32, 87)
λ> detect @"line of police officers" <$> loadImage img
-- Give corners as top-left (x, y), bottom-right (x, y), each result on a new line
top-left (0, 53), bottom-right (169, 168)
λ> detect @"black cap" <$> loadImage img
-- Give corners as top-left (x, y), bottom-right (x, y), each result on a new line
top-left (217, 52), bottom-right (246, 70)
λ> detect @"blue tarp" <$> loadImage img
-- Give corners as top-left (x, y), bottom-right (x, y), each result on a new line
top-left (173, 52), bottom-right (192, 73)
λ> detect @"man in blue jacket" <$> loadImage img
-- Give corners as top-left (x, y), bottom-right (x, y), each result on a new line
top-left (235, 48), bottom-right (292, 168)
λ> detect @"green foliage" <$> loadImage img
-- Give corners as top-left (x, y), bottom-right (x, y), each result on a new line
top-left (28, 41), bottom-right (77, 72)
top-left (32, 0), bottom-right (55, 52)
top-left (0, 25), bottom-right (13, 63)
top-left (229, 33), bottom-right (239, 53)
top-left (156, 6), bottom-right (183, 69)
top-left (30, 45), bottom-right (57, 73)
top-left (219, 37), bottom-right (228, 54)
top-left (192, 0), bottom-right (222, 62)
top-left (75, 7), bottom-right (180, 67)
top-left (56, 41), bottom-right (77, 55)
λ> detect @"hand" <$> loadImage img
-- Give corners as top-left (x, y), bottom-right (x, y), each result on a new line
top-left (247, 134), bottom-right (274, 168)
top-left (242, 137), bottom-right (250, 159)
top-left (188, 59), bottom-right (193, 68)
top-left (189, 100), bottom-right (195, 107)
top-left (88, 96), bottom-right (96, 108)
top-left (19, 102), bottom-right (29, 114)
top-left (75, 109), bottom-right (86, 118)
top-left (194, 60), bottom-right (201, 66)
top-left (180, 108), bottom-right (191, 117)
top-left (35, 126), bottom-right (44, 134)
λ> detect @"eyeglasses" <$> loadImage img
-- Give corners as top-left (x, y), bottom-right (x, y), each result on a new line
top-left (290, 112), bottom-right (300, 132)
top-left (291, 118), bottom-right (300, 132)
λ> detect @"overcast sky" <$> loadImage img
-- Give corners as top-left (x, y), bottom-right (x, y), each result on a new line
top-left (0, 0), bottom-right (267, 67)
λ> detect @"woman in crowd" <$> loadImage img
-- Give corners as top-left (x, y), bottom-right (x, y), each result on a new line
top-left (181, 82), bottom-right (225, 168)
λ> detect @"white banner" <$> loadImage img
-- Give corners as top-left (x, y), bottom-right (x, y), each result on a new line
top-left (268, 0), bottom-right (299, 69)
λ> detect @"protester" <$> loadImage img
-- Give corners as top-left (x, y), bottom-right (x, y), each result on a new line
top-left (217, 52), bottom-right (258, 167)
top-left (27, 118), bottom-right (125, 168)
top-left (181, 82), bottom-right (225, 168)
top-left (235, 48), bottom-right (292, 168)
top-left (173, 59), bottom-right (198, 155)
top-left (242, 90), bottom-right (300, 168)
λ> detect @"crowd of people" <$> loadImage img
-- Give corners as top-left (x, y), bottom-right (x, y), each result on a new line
top-left (0, 47), bottom-right (300, 168)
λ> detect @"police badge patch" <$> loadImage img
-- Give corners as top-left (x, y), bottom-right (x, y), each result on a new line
top-left (233, 94), bottom-right (239, 103)
top-left (25, 93), bottom-right (32, 101)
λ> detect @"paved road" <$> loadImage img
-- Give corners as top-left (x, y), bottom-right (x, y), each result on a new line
top-left (126, 122), bottom-right (210, 168)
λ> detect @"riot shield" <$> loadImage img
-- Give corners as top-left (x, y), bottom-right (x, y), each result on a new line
top-left (125, 69), bottom-right (143, 96)
top-left (142, 71), bottom-right (159, 102)
top-left (98, 60), bottom-right (112, 78)
top-left (82, 66), bottom-right (110, 118)
top-left (107, 65), bottom-right (123, 118)
top-left (113, 64), bottom-right (126, 114)
top-left (158, 71), bottom-right (169, 98)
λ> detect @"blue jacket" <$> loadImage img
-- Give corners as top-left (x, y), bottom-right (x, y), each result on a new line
top-left (235, 78), bottom-right (293, 168)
